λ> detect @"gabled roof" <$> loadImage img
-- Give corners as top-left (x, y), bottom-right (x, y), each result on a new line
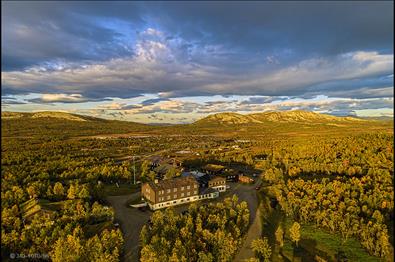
top-left (148, 175), bottom-right (198, 191)
top-left (209, 176), bottom-right (226, 183)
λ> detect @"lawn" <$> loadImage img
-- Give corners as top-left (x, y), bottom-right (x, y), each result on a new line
top-left (103, 183), bottom-right (140, 196)
top-left (283, 218), bottom-right (382, 262)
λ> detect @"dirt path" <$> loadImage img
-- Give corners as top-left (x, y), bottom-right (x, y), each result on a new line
top-left (106, 193), bottom-right (152, 262)
top-left (234, 203), bottom-right (263, 261)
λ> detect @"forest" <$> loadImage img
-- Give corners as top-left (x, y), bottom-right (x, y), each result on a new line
top-left (1, 112), bottom-right (393, 261)
top-left (139, 196), bottom-right (249, 261)
top-left (259, 133), bottom-right (393, 260)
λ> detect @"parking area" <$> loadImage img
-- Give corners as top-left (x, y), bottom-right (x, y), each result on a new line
top-left (106, 192), bottom-right (152, 262)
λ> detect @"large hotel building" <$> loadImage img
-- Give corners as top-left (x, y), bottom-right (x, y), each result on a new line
top-left (141, 175), bottom-right (226, 210)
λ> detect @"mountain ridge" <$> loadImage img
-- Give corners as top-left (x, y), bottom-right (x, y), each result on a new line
top-left (194, 110), bottom-right (367, 125)
top-left (2, 110), bottom-right (384, 126)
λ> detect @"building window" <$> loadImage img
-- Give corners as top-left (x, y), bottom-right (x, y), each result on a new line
top-left (194, 190), bottom-right (198, 194)
top-left (181, 186), bottom-right (184, 191)
top-left (174, 194), bottom-right (177, 198)
top-left (167, 189), bottom-right (170, 193)
top-left (174, 188), bottom-right (177, 192)
top-left (194, 184), bottom-right (197, 188)
top-left (181, 193), bottom-right (184, 197)
top-left (167, 196), bottom-right (170, 200)
top-left (187, 185), bottom-right (190, 189)
top-left (187, 192), bottom-right (190, 196)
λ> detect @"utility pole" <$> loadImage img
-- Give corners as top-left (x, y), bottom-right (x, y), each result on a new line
top-left (133, 155), bottom-right (136, 185)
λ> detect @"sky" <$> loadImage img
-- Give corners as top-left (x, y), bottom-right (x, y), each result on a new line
top-left (1, 1), bottom-right (393, 123)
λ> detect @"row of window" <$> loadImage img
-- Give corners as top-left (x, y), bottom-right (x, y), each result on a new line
top-left (211, 180), bottom-right (225, 186)
top-left (158, 184), bottom-right (198, 195)
top-left (158, 190), bottom-right (198, 202)
top-left (153, 192), bottom-right (221, 209)
top-left (155, 196), bottom-right (199, 208)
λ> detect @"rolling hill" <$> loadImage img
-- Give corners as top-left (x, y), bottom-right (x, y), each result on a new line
top-left (1, 111), bottom-right (155, 138)
top-left (1, 110), bottom-right (392, 139)
top-left (194, 110), bottom-right (366, 126)
top-left (193, 112), bottom-right (263, 125)
top-left (2, 111), bottom-right (103, 122)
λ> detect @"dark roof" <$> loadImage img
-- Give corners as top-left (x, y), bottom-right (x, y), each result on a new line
top-left (199, 187), bottom-right (217, 195)
top-left (148, 175), bottom-right (198, 191)
top-left (209, 176), bottom-right (226, 183)
top-left (196, 174), bottom-right (211, 184)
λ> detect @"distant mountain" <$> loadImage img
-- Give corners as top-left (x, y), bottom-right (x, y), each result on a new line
top-left (194, 110), bottom-right (365, 125)
top-left (2, 110), bottom-right (391, 138)
top-left (1, 111), bottom-right (152, 138)
top-left (357, 116), bottom-right (394, 121)
top-left (194, 112), bottom-right (262, 125)
top-left (2, 111), bottom-right (94, 122)
top-left (249, 110), bottom-right (364, 123)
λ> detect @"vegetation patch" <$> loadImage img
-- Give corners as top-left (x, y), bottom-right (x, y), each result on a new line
top-left (103, 183), bottom-right (140, 196)
top-left (139, 195), bottom-right (250, 261)
top-left (282, 218), bottom-right (382, 262)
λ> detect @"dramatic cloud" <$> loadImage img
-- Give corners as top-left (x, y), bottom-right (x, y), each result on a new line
top-left (26, 93), bottom-right (107, 103)
top-left (1, 1), bottom-right (393, 122)
top-left (2, 48), bottom-right (393, 98)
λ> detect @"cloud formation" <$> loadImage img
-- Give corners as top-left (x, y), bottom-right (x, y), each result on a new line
top-left (1, 2), bottom-right (393, 122)
top-left (27, 93), bottom-right (106, 103)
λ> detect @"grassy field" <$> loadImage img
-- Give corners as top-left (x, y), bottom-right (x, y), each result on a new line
top-left (103, 183), bottom-right (140, 196)
top-left (258, 184), bottom-right (385, 262)
top-left (282, 218), bottom-right (383, 262)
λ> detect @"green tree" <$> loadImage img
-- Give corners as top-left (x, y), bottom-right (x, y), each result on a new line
top-left (140, 160), bottom-right (151, 181)
top-left (275, 225), bottom-right (284, 248)
top-left (148, 171), bottom-right (157, 182)
top-left (67, 184), bottom-right (76, 200)
top-left (51, 234), bottom-right (83, 262)
top-left (53, 182), bottom-right (65, 198)
top-left (78, 185), bottom-right (90, 199)
top-left (289, 222), bottom-right (301, 247)
top-left (27, 185), bottom-right (38, 199)
top-left (251, 237), bottom-right (272, 262)
top-left (164, 167), bottom-right (180, 179)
